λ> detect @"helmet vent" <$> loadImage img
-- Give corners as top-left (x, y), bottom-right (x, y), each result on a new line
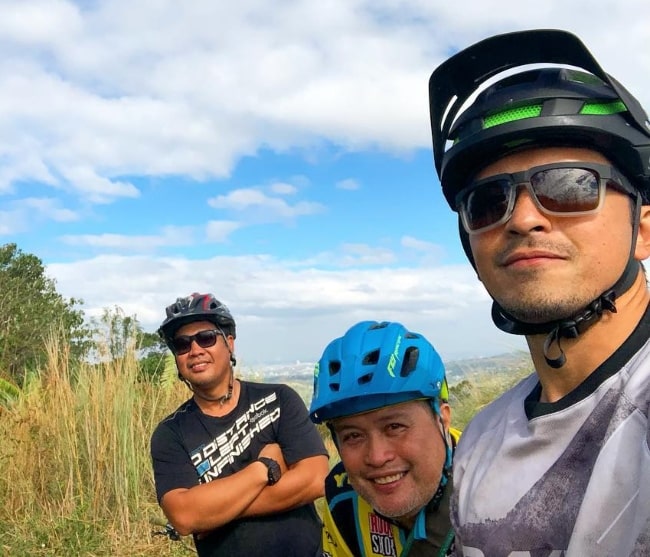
top-left (368, 322), bottom-right (389, 330)
top-left (328, 361), bottom-right (341, 375)
top-left (358, 373), bottom-right (374, 385)
top-left (362, 350), bottom-right (380, 365)
top-left (400, 347), bottom-right (420, 377)
top-left (580, 100), bottom-right (626, 115)
top-left (484, 104), bottom-right (542, 129)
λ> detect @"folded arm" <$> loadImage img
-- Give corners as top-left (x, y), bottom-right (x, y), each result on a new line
top-left (241, 454), bottom-right (329, 517)
top-left (161, 459), bottom-right (270, 536)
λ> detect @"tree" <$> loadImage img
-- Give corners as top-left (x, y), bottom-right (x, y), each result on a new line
top-left (0, 243), bottom-right (92, 384)
top-left (91, 305), bottom-right (168, 382)
top-left (138, 329), bottom-right (169, 382)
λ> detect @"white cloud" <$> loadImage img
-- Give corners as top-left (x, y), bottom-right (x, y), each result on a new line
top-left (269, 182), bottom-right (298, 195)
top-left (46, 252), bottom-right (522, 363)
top-left (208, 188), bottom-right (326, 220)
top-left (0, 210), bottom-right (23, 235)
top-left (0, 197), bottom-right (79, 235)
top-left (205, 220), bottom-right (242, 242)
top-left (19, 197), bottom-right (78, 222)
top-left (401, 235), bottom-right (439, 252)
top-left (338, 243), bottom-right (396, 267)
top-left (336, 178), bottom-right (360, 190)
top-left (0, 0), bottom-right (82, 46)
top-left (5, 0), bottom-right (647, 366)
top-left (0, 0), bottom-right (645, 207)
top-left (59, 225), bottom-right (198, 251)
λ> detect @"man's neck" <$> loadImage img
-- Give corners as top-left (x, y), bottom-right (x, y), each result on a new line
top-left (527, 272), bottom-right (649, 403)
top-left (194, 378), bottom-right (240, 417)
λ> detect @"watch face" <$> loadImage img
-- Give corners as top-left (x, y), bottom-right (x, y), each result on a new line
top-left (267, 460), bottom-right (281, 485)
top-left (259, 457), bottom-right (282, 485)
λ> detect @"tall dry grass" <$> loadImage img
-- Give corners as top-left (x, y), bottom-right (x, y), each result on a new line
top-left (0, 334), bottom-right (190, 556)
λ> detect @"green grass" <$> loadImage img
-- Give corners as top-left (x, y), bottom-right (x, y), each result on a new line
top-left (449, 365), bottom-right (533, 430)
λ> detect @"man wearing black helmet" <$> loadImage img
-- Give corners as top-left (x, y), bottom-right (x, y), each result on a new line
top-left (310, 321), bottom-right (459, 556)
top-left (150, 292), bottom-right (329, 557)
top-left (429, 30), bottom-right (650, 555)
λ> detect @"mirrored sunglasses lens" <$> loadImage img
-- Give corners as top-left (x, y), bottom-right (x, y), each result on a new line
top-left (531, 168), bottom-right (600, 212)
top-left (464, 180), bottom-right (511, 231)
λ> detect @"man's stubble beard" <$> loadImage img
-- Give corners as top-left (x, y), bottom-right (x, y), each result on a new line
top-left (494, 285), bottom-right (600, 324)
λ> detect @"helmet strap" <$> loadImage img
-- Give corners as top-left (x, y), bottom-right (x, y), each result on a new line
top-left (182, 366), bottom-right (235, 405)
top-left (430, 400), bottom-right (453, 472)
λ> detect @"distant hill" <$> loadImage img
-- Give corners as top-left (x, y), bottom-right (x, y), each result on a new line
top-left (444, 350), bottom-right (533, 384)
top-left (239, 350), bottom-right (536, 408)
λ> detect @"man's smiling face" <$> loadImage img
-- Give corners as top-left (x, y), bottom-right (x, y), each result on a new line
top-left (332, 399), bottom-right (450, 527)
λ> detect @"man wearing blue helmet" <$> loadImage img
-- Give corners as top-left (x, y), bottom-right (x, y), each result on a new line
top-left (310, 321), bottom-right (458, 557)
top-left (429, 30), bottom-right (650, 555)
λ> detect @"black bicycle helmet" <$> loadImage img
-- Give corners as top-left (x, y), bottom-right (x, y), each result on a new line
top-left (428, 29), bottom-right (650, 367)
top-left (429, 29), bottom-right (650, 207)
top-left (158, 292), bottom-right (236, 349)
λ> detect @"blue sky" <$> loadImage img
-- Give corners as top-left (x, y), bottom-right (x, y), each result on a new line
top-left (3, 0), bottom-right (648, 366)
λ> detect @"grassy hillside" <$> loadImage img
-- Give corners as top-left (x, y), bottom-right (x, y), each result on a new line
top-left (0, 342), bottom-right (533, 556)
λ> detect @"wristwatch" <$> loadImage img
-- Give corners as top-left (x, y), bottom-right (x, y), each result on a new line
top-left (257, 457), bottom-right (282, 485)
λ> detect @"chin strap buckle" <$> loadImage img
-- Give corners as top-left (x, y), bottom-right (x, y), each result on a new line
top-left (544, 289), bottom-right (618, 368)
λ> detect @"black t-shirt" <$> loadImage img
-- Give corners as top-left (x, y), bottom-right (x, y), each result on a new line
top-left (151, 381), bottom-right (328, 557)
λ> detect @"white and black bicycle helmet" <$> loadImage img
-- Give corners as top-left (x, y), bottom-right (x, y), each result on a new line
top-left (428, 29), bottom-right (650, 367)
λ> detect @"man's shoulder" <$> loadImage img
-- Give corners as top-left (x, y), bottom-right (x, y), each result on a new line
top-left (150, 398), bottom-right (198, 449)
top-left (154, 398), bottom-right (197, 428)
top-left (627, 333), bottom-right (650, 375)
top-left (459, 373), bottom-right (536, 441)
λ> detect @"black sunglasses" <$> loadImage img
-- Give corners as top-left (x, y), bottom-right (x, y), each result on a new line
top-left (456, 162), bottom-right (635, 234)
top-left (172, 329), bottom-right (222, 355)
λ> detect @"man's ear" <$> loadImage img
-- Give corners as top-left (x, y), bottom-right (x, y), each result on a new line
top-left (635, 205), bottom-right (650, 261)
top-left (438, 402), bottom-right (452, 430)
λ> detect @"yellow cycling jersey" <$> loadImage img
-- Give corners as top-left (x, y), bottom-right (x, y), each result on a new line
top-left (322, 469), bottom-right (405, 556)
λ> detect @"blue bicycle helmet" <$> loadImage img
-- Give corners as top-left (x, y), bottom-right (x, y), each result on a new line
top-left (310, 321), bottom-right (448, 423)
top-left (158, 292), bottom-right (236, 349)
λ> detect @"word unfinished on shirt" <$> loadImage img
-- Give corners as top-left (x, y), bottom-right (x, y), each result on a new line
top-left (191, 393), bottom-right (280, 480)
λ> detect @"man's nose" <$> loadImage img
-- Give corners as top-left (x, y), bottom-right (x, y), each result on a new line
top-left (504, 184), bottom-right (552, 233)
